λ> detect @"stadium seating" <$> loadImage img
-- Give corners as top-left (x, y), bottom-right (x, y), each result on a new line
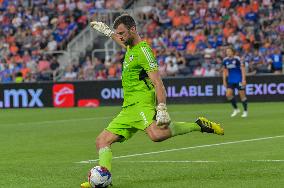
top-left (140, 0), bottom-right (284, 78)
top-left (0, 0), bottom-right (283, 83)
top-left (0, 0), bottom-right (125, 82)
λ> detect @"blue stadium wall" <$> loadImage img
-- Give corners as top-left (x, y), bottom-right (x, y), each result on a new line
top-left (0, 75), bottom-right (283, 108)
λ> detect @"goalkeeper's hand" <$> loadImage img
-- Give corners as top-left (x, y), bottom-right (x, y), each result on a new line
top-left (156, 103), bottom-right (171, 126)
top-left (90, 21), bottom-right (114, 37)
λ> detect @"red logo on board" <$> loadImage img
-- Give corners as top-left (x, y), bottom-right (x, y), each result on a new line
top-left (78, 99), bottom-right (100, 107)
top-left (53, 84), bottom-right (74, 107)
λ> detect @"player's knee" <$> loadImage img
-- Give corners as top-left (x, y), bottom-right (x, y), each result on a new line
top-left (96, 135), bottom-right (109, 149)
top-left (226, 95), bottom-right (233, 100)
top-left (150, 135), bottom-right (163, 142)
top-left (146, 124), bottom-right (168, 142)
top-left (239, 92), bottom-right (246, 99)
top-left (241, 97), bottom-right (247, 102)
top-left (148, 131), bottom-right (163, 142)
top-left (95, 136), bottom-right (103, 149)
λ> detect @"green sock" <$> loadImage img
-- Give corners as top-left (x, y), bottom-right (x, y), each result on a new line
top-left (169, 122), bottom-right (201, 137)
top-left (99, 147), bottom-right (112, 172)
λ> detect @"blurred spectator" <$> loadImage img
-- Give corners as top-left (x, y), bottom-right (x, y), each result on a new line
top-left (116, 62), bottom-right (122, 78)
top-left (269, 47), bottom-right (283, 74)
top-left (158, 60), bottom-right (167, 77)
top-left (134, 0), bottom-right (283, 78)
top-left (0, 64), bottom-right (13, 83)
top-left (166, 60), bottom-right (179, 76)
top-left (47, 36), bottom-right (57, 51)
top-left (165, 52), bottom-right (177, 65)
top-left (246, 61), bottom-right (257, 75)
top-left (82, 56), bottom-right (95, 80)
top-left (77, 68), bottom-right (85, 80)
top-left (20, 62), bottom-right (31, 80)
top-left (214, 56), bottom-right (224, 76)
top-left (193, 63), bottom-right (205, 76)
top-left (96, 69), bottom-right (107, 80)
top-left (107, 63), bottom-right (117, 79)
top-left (15, 72), bottom-right (23, 83)
top-left (1, 0), bottom-right (283, 83)
top-left (50, 57), bottom-right (60, 81)
top-left (38, 56), bottom-right (50, 73)
top-left (104, 58), bottom-right (112, 69)
top-left (62, 65), bottom-right (77, 81)
top-left (0, 0), bottom-right (127, 83)
top-left (255, 60), bottom-right (270, 74)
top-left (186, 40), bottom-right (196, 55)
top-left (24, 72), bottom-right (37, 82)
top-left (176, 51), bottom-right (190, 76)
top-left (204, 65), bottom-right (216, 77)
top-left (94, 58), bottom-right (106, 74)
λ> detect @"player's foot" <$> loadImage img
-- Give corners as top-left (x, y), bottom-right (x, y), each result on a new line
top-left (195, 117), bottom-right (224, 135)
top-left (81, 182), bottom-right (91, 188)
top-left (231, 109), bottom-right (240, 117)
top-left (241, 111), bottom-right (248, 118)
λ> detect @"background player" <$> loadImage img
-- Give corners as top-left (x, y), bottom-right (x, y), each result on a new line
top-left (223, 47), bottom-right (248, 117)
top-left (81, 14), bottom-right (224, 188)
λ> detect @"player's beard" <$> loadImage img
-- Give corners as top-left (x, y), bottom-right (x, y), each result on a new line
top-left (124, 37), bottom-right (134, 46)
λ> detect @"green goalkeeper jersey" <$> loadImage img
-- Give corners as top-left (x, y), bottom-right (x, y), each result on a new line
top-left (122, 41), bottom-right (158, 107)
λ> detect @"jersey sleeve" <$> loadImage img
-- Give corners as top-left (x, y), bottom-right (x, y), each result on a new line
top-left (139, 45), bottom-right (158, 72)
top-left (235, 56), bottom-right (243, 65)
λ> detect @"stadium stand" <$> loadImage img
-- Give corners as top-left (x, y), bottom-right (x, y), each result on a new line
top-left (139, 0), bottom-right (284, 78)
top-left (0, 0), bottom-right (283, 83)
top-left (0, 0), bottom-right (127, 82)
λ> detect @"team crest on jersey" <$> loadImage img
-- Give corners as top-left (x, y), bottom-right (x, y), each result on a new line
top-left (129, 55), bottom-right (134, 62)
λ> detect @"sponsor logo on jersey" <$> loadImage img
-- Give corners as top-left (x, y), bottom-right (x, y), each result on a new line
top-left (227, 63), bottom-right (236, 69)
top-left (129, 55), bottom-right (134, 62)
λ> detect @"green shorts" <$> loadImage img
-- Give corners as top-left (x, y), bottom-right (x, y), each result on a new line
top-left (106, 103), bottom-right (156, 142)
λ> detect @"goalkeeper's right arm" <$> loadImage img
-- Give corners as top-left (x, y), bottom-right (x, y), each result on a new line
top-left (90, 21), bottom-right (126, 49)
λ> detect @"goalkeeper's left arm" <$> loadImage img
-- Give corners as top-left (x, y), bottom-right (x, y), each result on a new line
top-left (90, 21), bottom-right (126, 49)
top-left (148, 71), bottom-right (171, 127)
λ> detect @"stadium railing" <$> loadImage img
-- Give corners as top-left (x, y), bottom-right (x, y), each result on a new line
top-left (57, 9), bottom-right (135, 66)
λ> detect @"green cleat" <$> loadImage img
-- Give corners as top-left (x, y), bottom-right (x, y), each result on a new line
top-left (81, 182), bottom-right (91, 188)
top-left (195, 117), bottom-right (224, 135)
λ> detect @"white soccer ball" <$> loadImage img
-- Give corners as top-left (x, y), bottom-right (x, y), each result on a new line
top-left (88, 166), bottom-right (112, 188)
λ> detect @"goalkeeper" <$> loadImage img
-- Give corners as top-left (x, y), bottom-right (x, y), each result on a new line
top-left (81, 14), bottom-right (224, 188)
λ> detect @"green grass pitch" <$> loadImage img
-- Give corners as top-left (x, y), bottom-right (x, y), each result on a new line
top-left (0, 102), bottom-right (284, 188)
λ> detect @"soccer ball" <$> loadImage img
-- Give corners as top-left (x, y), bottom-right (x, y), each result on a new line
top-left (88, 166), bottom-right (112, 188)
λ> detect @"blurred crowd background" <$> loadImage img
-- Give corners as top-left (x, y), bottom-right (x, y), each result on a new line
top-left (0, 0), bottom-right (283, 83)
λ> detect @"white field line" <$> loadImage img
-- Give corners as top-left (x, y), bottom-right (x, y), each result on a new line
top-left (76, 135), bottom-right (284, 164)
top-left (117, 160), bottom-right (284, 163)
top-left (251, 160), bottom-right (284, 162)
top-left (2, 116), bottom-right (114, 126)
top-left (119, 160), bottom-right (218, 163)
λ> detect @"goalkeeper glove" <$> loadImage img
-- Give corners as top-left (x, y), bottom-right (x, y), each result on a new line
top-left (156, 103), bottom-right (171, 126)
top-left (90, 21), bottom-right (114, 37)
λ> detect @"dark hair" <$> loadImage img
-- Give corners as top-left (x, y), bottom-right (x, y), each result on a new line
top-left (113, 14), bottom-right (136, 29)
top-left (227, 46), bottom-right (235, 53)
